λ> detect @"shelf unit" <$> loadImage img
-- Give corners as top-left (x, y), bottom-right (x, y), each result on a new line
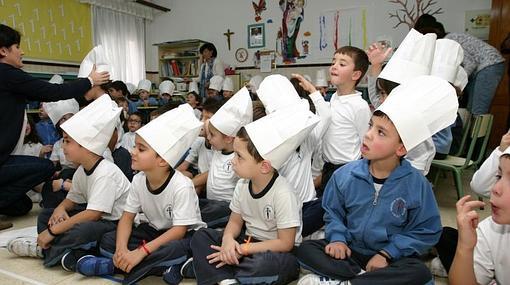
top-left (155, 39), bottom-right (206, 83)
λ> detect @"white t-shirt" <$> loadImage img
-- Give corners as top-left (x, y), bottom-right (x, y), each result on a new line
top-left (405, 137), bottom-right (435, 176)
top-left (50, 139), bottom-right (76, 169)
top-left (474, 217), bottom-right (510, 285)
top-left (322, 91), bottom-right (371, 165)
top-left (230, 174), bottom-right (302, 245)
top-left (471, 148), bottom-right (502, 197)
top-left (185, 137), bottom-right (213, 174)
top-left (120, 132), bottom-right (136, 154)
top-left (206, 151), bottom-right (238, 201)
top-left (67, 159), bottom-right (130, 221)
top-left (19, 142), bottom-right (43, 157)
top-left (125, 171), bottom-right (205, 231)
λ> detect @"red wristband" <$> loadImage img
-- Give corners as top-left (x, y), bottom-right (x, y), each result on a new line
top-left (139, 240), bottom-right (151, 255)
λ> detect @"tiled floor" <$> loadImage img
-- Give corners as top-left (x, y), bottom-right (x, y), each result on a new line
top-left (0, 168), bottom-right (491, 285)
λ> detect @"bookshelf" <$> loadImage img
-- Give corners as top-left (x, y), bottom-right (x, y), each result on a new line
top-left (155, 39), bottom-right (206, 83)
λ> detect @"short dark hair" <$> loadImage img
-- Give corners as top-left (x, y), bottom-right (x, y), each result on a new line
top-left (335, 46), bottom-right (369, 86)
top-left (109, 81), bottom-right (130, 96)
top-left (202, 97), bottom-right (224, 114)
top-left (129, 112), bottom-right (143, 121)
top-left (290, 77), bottom-right (315, 113)
top-left (24, 116), bottom-right (40, 144)
top-left (376, 78), bottom-right (400, 96)
top-left (252, 100), bottom-right (266, 121)
top-left (236, 127), bottom-right (264, 162)
top-left (0, 24), bottom-right (21, 49)
top-left (199, 42), bottom-right (217, 58)
top-left (187, 91), bottom-right (202, 105)
top-left (414, 14), bottom-right (437, 31)
top-left (414, 15), bottom-right (446, 39)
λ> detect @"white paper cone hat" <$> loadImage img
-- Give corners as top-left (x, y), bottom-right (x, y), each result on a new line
top-left (431, 39), bottom-right (464, 84)
top-left (61, 95), bottom-right (122, 156)
top-left (208, 75), bottom-right (224, 91)
top-left (137, 104), bottom-right (203, 167)
top-left (454, 67), bottom-right (468, 91)
top-left (248, 75), bottom-right (263, 91)
top-left (137, 79), bottom-right (152, 92)
top-left (126, 83), bottom-right (136, 95)
top-left (78, 45), bottom-right (111, 78)
top-left (245, 107), bottom-right (320, 169)
top-left (189, 81), bottom-right (199, 93)
top-left (379, 29), bottom-right (436, 84)
top-left (43, 99), bottom-right (80, 125)
top-left (376, 75), bottom-right (458, 151)
top-left (159, 80), bottom-right (175, 96)
top-left (257, 74), bottom-right (302, 114)
top-left (209, 87), bottom-right (253, 136)
top-left (49, 74), bottom-right (64, 84)
top-left (222, 76), bottom-right (234, 91)
top-left (315, 69), bottom-right (328, 87)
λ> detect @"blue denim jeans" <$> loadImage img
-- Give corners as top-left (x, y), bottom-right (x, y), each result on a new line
top-left (0, 155), bottom-right (55, 216)
top-left (466, 62), bottom-right (505, 115)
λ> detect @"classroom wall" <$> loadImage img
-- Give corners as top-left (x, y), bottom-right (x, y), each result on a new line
top-left (145, 0), bottom-right (491, 74)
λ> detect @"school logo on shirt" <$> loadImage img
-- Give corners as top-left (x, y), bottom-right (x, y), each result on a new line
top-left (262, 205), bottom-right (274, 221)
top-left (164, 204), bottom-right (172, 219)
top-left (390, 198), bottom-right (407, 218)
top-left (223, 160), bottom-right (233, 172)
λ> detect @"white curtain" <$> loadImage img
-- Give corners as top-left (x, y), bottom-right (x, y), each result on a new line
top-left (92, 5), bottom-right (145, 85)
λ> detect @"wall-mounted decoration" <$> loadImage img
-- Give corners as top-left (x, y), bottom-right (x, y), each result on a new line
top-left (224, 29), bottom-right (235, 50)
top-left (464, 10), bottom-right (490, 40)
top-left (280, 0), bottom-right (306, 64)
top-left (0, 0), bottom-right (92, 63)
top-left (252, 0), bottom-right (266, 22)
top-left (248, 23), bottom-right (265, 49)
top-left (235, 47), bottom-right (248, 62)
top-left (388, 0), bottom-right (443, 29)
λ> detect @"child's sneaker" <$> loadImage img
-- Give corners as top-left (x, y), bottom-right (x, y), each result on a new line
top-left (7, 237), bottom-right (43, 258)
top-left (162, 264), bottom-right (184, 285)
top-left (297, 273), bottom-right (349, 285)
top-left (61, 249), bottom-right (88, 272)
top-left (76, 255), bottom-right (114, 276)
top-left (180, 257), bottom-right (195, 278)
top-left (218, 279), bottom-right (240, 285)
top-left (430, 257), bottom-right (448, 278)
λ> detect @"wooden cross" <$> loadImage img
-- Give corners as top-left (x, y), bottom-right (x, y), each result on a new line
top-left (224, 29), bottom-right (235, 50)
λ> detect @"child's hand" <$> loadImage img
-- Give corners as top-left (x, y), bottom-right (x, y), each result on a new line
top-left (39, 145), bottom-right (53, 157)
top-left (366, 253), bottom-right (388, 272)
top-left (112, 247), bottom-right (129, 268)
top-left (116, 248), bottom-right (146, 273)
top-left (48, 208), bottom-right (69, 227)
top-left (499, 132), bottom-right (510, 152)
top-left (207, 238), bottom-right (242, 268)
top-left (88, 64), bottom-right (110, 87)
top-left (366, 43), bottom-right (392, 66)
top-left (456, 195), bottom-right (485, 251)
top-left (63, 180), bottom-right (72, 192)
top-left (37, 230), bottom-right (54, 249)
top-left (325, 241), bottom-right (351, 259)
top-left (291, 73), bottom-right (317, 94)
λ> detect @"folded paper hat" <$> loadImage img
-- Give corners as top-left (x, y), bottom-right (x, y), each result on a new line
top-left (188, 81), bottom-right (199, 93)
top-left (61, 94), bottom-right (122, 156)
top-left (245, 106), bottom-right (320, 169)
top-left (49, 74), bottom-right (64, 84)
top-left (159, 80), bottom-right (175, 96)
top-left (376, 75), bottom-right (458, 151)
top-left (43, 99), bottom-right (80, 125)
top-left (315, 69), bottom-right (328, 87)
top-left (209, 87), bottom-right (253, 136)
top-left (209, 76), bottom-right (224, 91)
top-left (78, 45), bottom-right (111, 78)
top-left (379, 29), bottom-right (436, 84)
top-left (137, 103), bottom-right (203, 167)
top-left (257, 74), bottom-right (302, 114)
top-left (249, 75), bottom-right (263, 91)
top-left (431, 39), bottom-right (464, 85)
top-left (126, 83), bottom-right (137, 95)
top-left (222, 76), bottom-right (234, 91)
top-left (137, 79), bottom-right (152, 92)
top-left (454, 67), bottom-right (468, 92)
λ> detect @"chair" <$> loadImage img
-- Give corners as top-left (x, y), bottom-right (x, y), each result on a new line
top-left (451, 109), bottom-right (472, 157)
top-left (431, 114), bottom-right (494, 199)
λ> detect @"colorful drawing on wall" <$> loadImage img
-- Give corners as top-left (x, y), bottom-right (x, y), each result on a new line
top-left (388, 0), bottom-right (443, 29)
top-left (319, 8), bottom-right (368, 58)
top-left (279, 0), bottom-right (305, 64)
top-left (0, 0), bottom-right (92, 63)
top-left (252, 0), bottom-right (266, 22)
top-left (464, 10), bottom-right (490, 40)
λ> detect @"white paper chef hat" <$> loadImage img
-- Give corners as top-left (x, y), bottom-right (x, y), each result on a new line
top-left (137, 79), bottom-right (152, 93)
top-left (78, 45), bottom-right (111, 78)
top-left (257, 74), bottom-right (302, 114)
top-left (137, 104), bottom-right (203, 167)
top-left (159, 80), bottom-right (175, 96)
top-left (315, 69), bottom-right (328, 87)
top-left (379, 29), bottom-right (436, 84)
top-left (245, 106), bottom-right (320, 169)
top-left (208, 76), bottom-right (224, 91)
top-left (454, 67), bottom-right (468, 92)
top-left (126, 83), bottom-right (137, 95)
top-left (431, 39), bottom-right (464, 84)
top-left (61, 95), bottom-right (122, 156)
top-left (49, 74), bottom-right (64, 84)
top-left (222, 76), bottom-right (234, 91)
top-left (209, 87), bottom-right (253, 136)
top-left (377, 75), bottom-right (458, 151)
top-left (189, 80), bottom-right (199, 93)
top-left (248, 75), bottom-right (263, 91)
top-left (43, 99), bottom-right (80, 125)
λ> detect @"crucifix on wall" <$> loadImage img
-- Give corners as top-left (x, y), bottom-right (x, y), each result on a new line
top-left (224, 29), bottom-right (235, 50)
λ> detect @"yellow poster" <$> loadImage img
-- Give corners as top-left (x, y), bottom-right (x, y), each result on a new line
top-left (0, 0), bottom-right (92, 63)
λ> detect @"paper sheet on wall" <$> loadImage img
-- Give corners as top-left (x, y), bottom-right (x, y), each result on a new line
top-left (260, 54), bottom-right (272, 73)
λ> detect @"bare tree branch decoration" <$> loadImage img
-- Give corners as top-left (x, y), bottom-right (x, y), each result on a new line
top-left (388, 0), bottom-right (443, 29)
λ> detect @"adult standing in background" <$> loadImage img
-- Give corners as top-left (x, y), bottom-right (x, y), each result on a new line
top-left (415, 15), bottom-right (505, 115)
top-left (198, 42), bottom-right (224, 99)
top-left (0, 24), bottom-right (109, 218)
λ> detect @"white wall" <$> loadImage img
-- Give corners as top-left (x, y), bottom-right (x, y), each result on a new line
top-left (145, 0), bottom-right (491, 72)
